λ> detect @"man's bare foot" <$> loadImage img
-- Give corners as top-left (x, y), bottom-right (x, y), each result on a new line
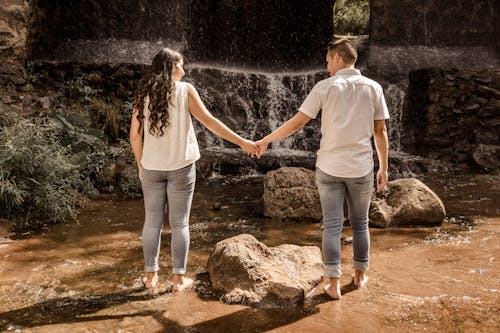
top-left (353, 270), bottom-right (368, 288)
top-left (142, 272), bottom-right (158, 289)
top-left (324, 278), bottom-right (341, 300)
top-left (172, 275), bottom-right (194, 292)
top-left (324, 284), bottom-right (341, 300)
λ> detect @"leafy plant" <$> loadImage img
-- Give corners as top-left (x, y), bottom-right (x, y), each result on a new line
top-left (0, 117), bottom-right (86, 230)
top-left (57, 76), bottom-right (102, 103)
top-left (334, 0), bottom-right (370, 36)
top-left (0, 108), bottom-right (130, 229)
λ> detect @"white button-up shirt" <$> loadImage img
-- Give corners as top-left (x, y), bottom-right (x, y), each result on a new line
top-left (299, 68), bottom-right (389, 178)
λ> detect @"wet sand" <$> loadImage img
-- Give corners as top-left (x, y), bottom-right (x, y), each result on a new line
top-left (0, 174), bottom-right (499, 332)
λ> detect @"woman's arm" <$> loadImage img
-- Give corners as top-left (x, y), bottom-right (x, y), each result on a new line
top-left (129, 107), bottom-right (144, 179)
top-left (255, 111), bottom-right (311, 157)
top-left (187, 83), bottom-right (256, 155)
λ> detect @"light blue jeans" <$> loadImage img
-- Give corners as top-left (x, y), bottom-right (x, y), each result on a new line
top-left (140, 163), bottom-right (196, 274)
top-left (315, 168), bottom-right (374, 278)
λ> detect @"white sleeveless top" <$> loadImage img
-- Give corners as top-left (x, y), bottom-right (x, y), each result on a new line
top-left (141, 81), bottom-right (200, 171)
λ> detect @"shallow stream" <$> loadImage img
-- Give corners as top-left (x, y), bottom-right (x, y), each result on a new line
top-left (0, 173), bottom-right (498, 332)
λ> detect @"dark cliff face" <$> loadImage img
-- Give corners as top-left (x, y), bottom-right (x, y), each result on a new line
top-left (27, 0), bottom-right (191, 62)
top-left (370, 0), bottom-right (499, 47)
top-left (189, 0), bottom-right (333, 70)
top-left (366, 0), bottom-right (500, 80)
top-left (404, 68), bottom-right (500, 170)
top-left (27, 0), bottom-right (333, 70)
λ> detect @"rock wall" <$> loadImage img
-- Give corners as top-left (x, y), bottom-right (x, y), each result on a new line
top-left (190, 0), bottom-right (332, 70)
top-left (371, 0), bottom-right (498, 47)
top-left (0, 0), bottom-right (30, 87)
top-left (368, 0), bottom-right (500, 79)
top-left (404, 68), bottom-right (500, 171)
top-left (26, 0), bottom-right (333, 70)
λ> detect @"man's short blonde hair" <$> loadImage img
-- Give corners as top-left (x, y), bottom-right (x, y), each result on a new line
top-left (328, 39), bottom-right (357, 64)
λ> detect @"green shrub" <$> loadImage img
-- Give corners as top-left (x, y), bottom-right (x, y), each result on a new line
top-left (0, 117), bottom-right (86, 230)
top-left (48, 111), bottom-right (109, 192)
top-left (334, 0), bottom-right (370, 36)
top-left (0, 110), bottom-right (124, 230)
top-left (57, 76), bottom-right (102, 103)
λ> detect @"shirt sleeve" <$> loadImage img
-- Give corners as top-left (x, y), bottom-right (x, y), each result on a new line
top-left (374, 86), bottom-right (390, 120)
top-left (298, 83), bottom-right (322, 119)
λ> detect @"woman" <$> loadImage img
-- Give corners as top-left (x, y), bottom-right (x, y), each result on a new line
top-left (130, 48), bottom-right (256, 291)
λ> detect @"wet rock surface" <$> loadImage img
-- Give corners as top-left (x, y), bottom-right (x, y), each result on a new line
top-left (473, 144), bottom-right (500, 172)
top-left (207, 233), bottom-right (323, 308)
top-left (370, 178), bottom-right (447, 227)
top-left (262, 167), bottom-right (321, 221)
top-left (405, 68), bottom-right (500, 172)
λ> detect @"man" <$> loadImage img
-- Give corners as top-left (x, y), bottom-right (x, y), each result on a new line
top-left (256, 39), bottom-right (389, 300)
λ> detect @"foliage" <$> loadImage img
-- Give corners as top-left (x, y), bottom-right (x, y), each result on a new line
top-left (0, 107), bottom-right (5, 129)
top-left (25, 61), bottom-right (40, 85)
top-left (334, 0), bottom-right (370, 36)
top-left (0, 111), bottom-right (122, 230)
top-left (86, 98), bottom-right (132, 142)
top-left (48, 111), bottom-right (110, 193)
top-left (0, 116), bottom-right (86, 230)
top-left (57, 76), bottom-right (102, 103)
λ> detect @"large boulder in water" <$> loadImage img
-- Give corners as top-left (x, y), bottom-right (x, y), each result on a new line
top-left (262, 167), bottom-right (322, 221)
top-left (207, 234), bottom-right (324, 308)
top-left (369, 178), bottom-right (446, 227)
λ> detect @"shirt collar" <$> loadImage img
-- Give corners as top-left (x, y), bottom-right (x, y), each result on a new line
top-left (336, 68), bottom-right (361, 76)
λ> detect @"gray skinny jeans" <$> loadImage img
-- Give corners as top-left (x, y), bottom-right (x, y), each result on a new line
top-left (140, 163), bottom-right (196, 274)
top-left (315, 168), bottom-right (374, 278)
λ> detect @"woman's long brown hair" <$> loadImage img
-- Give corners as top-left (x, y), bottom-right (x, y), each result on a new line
top-left (133, 48), bottom-right (183, 136)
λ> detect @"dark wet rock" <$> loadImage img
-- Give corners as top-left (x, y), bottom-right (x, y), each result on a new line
top-left (262, 167), bottom-right (321, 221)
top-left (207, 233), bottom-right (323, 308)
top-left (196, 148), bottom-right (316, 179)
top-left (369, 178), bottom-right (446, 227)
top-left (472, 144), bottom-right (500, 172)
top-left (405, 68), bottom-right (500, 171)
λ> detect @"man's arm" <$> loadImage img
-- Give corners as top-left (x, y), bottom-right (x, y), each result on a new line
top-left (255, 111), bottom-right (311, 157)
top-left (373, 119), bottom-right (389, 191)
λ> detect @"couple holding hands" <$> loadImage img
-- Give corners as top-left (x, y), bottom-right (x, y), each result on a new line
top-left (129, 39), bottom-right (389, 299)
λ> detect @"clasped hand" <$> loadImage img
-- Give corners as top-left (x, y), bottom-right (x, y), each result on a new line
top-left (240, 139), bottom-right (269, 158)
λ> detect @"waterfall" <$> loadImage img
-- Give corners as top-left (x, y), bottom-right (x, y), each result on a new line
top-left (185, 65), bottom-right (325, 153)
top-left (383, 81), bottom-right (408, 152)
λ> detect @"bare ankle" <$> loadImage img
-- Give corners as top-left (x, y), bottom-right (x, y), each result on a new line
top-left (325, 278), bottom-right (341, 300)
top-left (353, 270), bottom-right (368, 288)
top-left (329, 277), bottom-right (340, 288)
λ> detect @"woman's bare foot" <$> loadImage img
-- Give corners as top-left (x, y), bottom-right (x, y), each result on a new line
top-left (324, 278), bottom-right (341, 300)
top-left (142, 272), bottom-right (158, 289)
top-left (172, 274), bottom-right (194, 292)
top-left (353, 270), bottom-right (368, 288)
